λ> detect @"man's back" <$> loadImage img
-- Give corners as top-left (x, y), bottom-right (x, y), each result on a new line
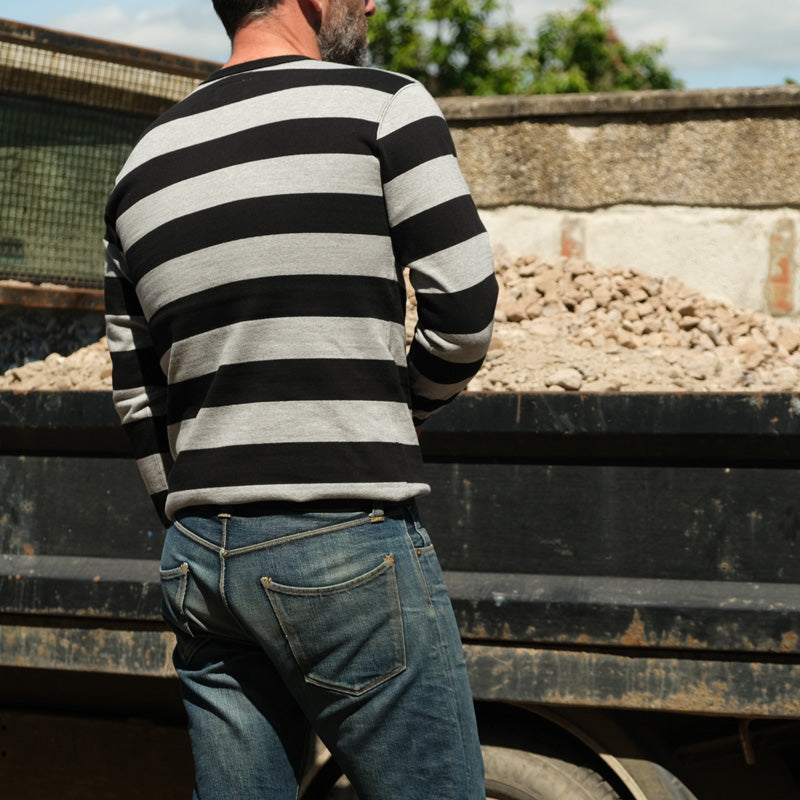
top-left (105, 56), bottom-right (497, 522)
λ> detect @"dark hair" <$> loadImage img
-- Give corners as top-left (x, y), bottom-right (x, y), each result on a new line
top-left (212, 0), bottom-right (281, 39)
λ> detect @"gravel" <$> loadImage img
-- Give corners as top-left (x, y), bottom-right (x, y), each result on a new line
top-left (3, 253), bottom-right (800, 393)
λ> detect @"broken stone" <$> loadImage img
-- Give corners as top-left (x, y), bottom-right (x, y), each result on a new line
top-left (545, 367), bottom-right (583, 391)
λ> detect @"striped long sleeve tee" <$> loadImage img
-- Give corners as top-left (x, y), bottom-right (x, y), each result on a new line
top-left (104, 56), bottom-right (498, 525)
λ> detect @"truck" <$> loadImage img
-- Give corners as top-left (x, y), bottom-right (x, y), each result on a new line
top-left (2, 388), bottom-right (799, 799)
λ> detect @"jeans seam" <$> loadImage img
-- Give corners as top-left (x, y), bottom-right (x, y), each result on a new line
top-left (404, 518), bottom-right (435, 610)
top-left (174, 514), bottom-right (381, 560)
top-left (223, 514), bottom-right (377, 557)
top-left (173, 519), bottom-right (223, 552)
top-left (219, 515), bottom-right (230, 611)
top-left (419, 559), bottom-right (475, 793)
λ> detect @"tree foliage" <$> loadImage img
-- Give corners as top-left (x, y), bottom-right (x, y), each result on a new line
top-left (368, 0), bottom-right (683, 95)
top-left (367, 0), bottom-right (525, 95)
top-left (529, 0), bottom-right (683, 93)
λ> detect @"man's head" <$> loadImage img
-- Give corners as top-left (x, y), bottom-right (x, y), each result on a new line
top-left (212, 0), bottom-right (281, 40)
top-left (213, 0), bottom-right (374, 66)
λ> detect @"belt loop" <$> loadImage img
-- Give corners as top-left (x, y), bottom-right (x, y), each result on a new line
top-left (370, 504), bottom-right (386, 523)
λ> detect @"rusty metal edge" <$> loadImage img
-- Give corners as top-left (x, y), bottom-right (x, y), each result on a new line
top-left (5, 625), bottom-right (799, 718)
top-left (0, 281), bottom-right (104, 311)
top-left (465, 643), bottom-right (800, 719)
top-left (0, 622), bottom-right (176, 677)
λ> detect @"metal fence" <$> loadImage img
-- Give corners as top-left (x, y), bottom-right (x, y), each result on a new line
top-left (0, 19), bottom-right (219, 288)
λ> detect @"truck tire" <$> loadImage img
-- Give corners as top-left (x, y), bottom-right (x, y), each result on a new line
top-left (301, 745), bottom-right (625, 800)
top-left (483, 744), bottom-right (623, 800)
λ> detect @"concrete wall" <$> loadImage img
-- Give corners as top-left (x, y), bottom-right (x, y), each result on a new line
top-left (438, 87), bottom-right (800, 319)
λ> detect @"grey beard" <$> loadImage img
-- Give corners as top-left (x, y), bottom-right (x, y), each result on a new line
top-left (317, 17), bottom-right (368, 66)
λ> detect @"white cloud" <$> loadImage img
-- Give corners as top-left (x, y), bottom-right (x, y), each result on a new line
top-left (609, 0), bottom-right (800, 72)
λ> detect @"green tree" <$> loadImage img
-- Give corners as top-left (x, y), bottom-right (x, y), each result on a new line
top-left (368, 0), bottom-right (683, 96)
top-left (528, 0), bottom-right (683, 93)
top-left (368, 0), bottom-right (526, 95)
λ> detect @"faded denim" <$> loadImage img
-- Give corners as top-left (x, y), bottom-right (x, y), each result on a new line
top-left (160, 501), bottom-right (484, 800)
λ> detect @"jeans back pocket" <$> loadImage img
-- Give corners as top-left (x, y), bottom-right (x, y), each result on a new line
top-left (262, 554), bottom-right (406, 696)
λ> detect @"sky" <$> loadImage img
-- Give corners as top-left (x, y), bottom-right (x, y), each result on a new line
top-left (3, 0), bottom-right (799, 90)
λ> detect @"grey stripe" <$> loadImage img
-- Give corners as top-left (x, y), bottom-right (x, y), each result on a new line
top-left (407, 363), bottom-right (474, 403)
top-left (413, 320), bottom-right (496, 365)
top-left (166, 481), bottom-right (430, 519)
top-left (377, 81), bottom-right (443, 138)
top-left (384, 155), bottom-right (469, 227)
top-left (119, 83), bottom-right (391, 180)
top-left (136, 233), bottom-right (397, 310)
top-left (168, 400), bottom-right (417, 452)
top-left (118, 153), bottom-right (381, 245)
top-left (408, 233), bottom-right (496, 292)
top-left (163, 317), bottom-right (407, 383)
top-left (105, 311), bottom-right (155, 354)
top-left (136, 453), bottom-right (171, 495)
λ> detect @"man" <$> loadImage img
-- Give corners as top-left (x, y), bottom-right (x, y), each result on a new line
top-left (104, 0), bottom-right (497, 797)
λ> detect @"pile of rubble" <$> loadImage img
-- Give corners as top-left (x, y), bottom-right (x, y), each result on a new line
top-left (3, 253), bottom-right (800, 393)
top-left (471, 253), bottom-right (800, 393)
top-left (0, 338), bottom-right (113, 391)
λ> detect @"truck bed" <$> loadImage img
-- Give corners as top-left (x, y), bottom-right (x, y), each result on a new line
top-left (2, 390), bottom-right (800, 719)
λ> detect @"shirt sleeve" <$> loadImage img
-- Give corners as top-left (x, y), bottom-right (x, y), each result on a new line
top-left (377, 80), bottom-right (498, 425)
top-left (104, 228), bottom-right (173, 526)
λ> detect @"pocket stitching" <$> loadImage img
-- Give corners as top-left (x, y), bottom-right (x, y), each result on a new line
top-left (264, 555), bottom-right (394, 596)
top-left (229, 514), bottom-right (375, 556)
top-left (262, 556), bottom-right (406, 696)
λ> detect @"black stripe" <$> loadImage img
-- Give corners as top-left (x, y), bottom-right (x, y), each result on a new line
top-left (392, 195), bottom-right (485, 266)
top-left (149, 274), bottom-right (404, 353)
top-left (167, 359), bottom-right (411, 423)
top-left (152, 490), bottom-right (170, 527)
top-left (126, 194), bottom-right (389, 282)
top-left (412, 392), bottom-right (454, 415)
top-left (200, 55), bottom-right (309, 83)
top-left (168, 440), bottom-right (423, 492)
top-left (111, 348), bottom-right (167, 391)
top-left (408, 340), bottom-right (485, 385)
top-left (104, 221), bottom-right (121, 249)
top-left (379, 116), bottom-right (456, 183)
top-left (168, 61), bottom-right (411, 122)
top-left (122, 416), bottom-right (171, 460)
top-left (114, 118), bottom-right (378, 218)
top-left (104, 271), bottom-right (141, 316)
top-left (416, 274), bottom-right (498, 335)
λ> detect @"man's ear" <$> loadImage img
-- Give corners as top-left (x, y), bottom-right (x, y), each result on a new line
top-left (298, 0), bottom-right (323, 28)
top-left (305, 0), bottom-right (324, 16)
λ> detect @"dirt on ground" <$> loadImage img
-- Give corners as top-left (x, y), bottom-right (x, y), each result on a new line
top-left (3, 253), bottom-right (800, 393)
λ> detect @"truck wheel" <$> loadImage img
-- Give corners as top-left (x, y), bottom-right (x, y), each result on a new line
top-left (302, 744), bottom-right (625, 800)
top-left (483, 744), bottom-right (623, 800)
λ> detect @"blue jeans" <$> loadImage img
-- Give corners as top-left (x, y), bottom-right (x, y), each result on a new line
top-left (160, 501), bottom-right (484, 800)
